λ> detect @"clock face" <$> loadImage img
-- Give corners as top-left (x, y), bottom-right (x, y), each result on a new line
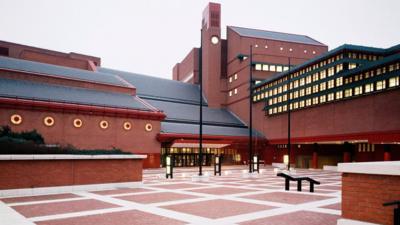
top-left (211, 36), bottom-right (219, 45)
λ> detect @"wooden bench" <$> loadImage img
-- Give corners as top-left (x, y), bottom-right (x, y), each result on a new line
top-left (277, 172), bottom-right (320, 192)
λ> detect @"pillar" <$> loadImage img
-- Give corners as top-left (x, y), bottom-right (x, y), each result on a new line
top-left (343, 142), bottom-right (352, 162)
top-left (343, 152), bottom-right (351, 162)
top-left (312, 151), bottom-right (318, 169)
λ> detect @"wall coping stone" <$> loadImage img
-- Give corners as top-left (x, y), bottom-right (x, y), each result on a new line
top-left (338, 161), bottom-right (400, 176)
top-left (0, 154), bottom-right (147, 160)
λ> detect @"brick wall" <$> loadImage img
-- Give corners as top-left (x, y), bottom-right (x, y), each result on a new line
top-left (0, 159), bottom-right (143, 190)
top-left (342, 173), bottom-right (400, 225)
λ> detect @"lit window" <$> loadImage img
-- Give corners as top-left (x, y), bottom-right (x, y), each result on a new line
top-left (283, 105), bottom-right (287, 111)
top-left (336, 91), bottom-right (343, 99)
top-left (320, 95), bottom-right (326, 103)
top-left (283, 84), bottom-right (287, 92)
top-left (234, 88), bottom-right (238, 94)
top-left (306, 87), bottom-right (312, 95)
top-left (283, 66), bottom-right (289, 71)
top-left (273, 88), bottom-right (277, 95)
top-left (293, 91), bottom-right (299, 98)
top-left (320, 82), bottom-right (326, 91)
top-left (280, 47), bottom-right (283, 51)
top-left (304, 50), bottom-right (307, 53)
top-left (293, 102), bottom-right (299, 109)
top-left (376, 80), bottom-right (386, 90)
top-left (345, 89), bottom-right (353, 97)
top-left (255, 64), bottom-right (262, 71)
top-left (336, 64), bottom-right (343, 72)
top-left (262, 64), bottom-right (269, 71)
top-left (312, 97), bottom-right (319, 105)
top-left (294, 80), bottom-right (299, 88)
top-left (278, 96), bottom-right (282, 103)
top-left (299, 89), bottom-right (305, 97)
top-left (278, 86), bottom-right (282, 94)
top-left (269, 108), bottom-right (273, 114)
top-left (229, 91), bottom-right (232, 97)
top-left (234, 73), bottom-right (238, 80)
top-left (306, 99), bottom-right (312, 106)
top-left (312, 51), bottom-right (316, 54)
top-left (283, 94), bottom-right (287, 101)
top-left (313, 73), bottom-right (319, 82)
top-left (365, 83), bottom-right (374, 93)
top-left (289, 48), bottom-right (293, 52)
top-left (270, 65), bottom-right (276, 72)
top-left (389, 77), bottom-right (399, 87)
top-left (328, 67), bottom-right (335, 76)
top-left (276, 65), bottom-right (283, 72)
top-left (336, 77), bottom-right (343, 86)
top-left (327, 93), bottom-right (334, 101)
top-left (349, 63), bottom-right (357, 69)
top-left (328, 80), bottom-right (335, 89)
top-left (306, 76), bottom-right (312, 84)
top-left (265, 45), bottom-right (268, 49)
top-left (268, 99), bottom-right (273, 105)
top-left (278, 106), bottom-right (282, 113)
top-left (312, 85), bottom-right (319, 93)
top-left (229, 77), bottom-right (233, 83)
top-left (320, 70), bottom-right (326, 79)
top-left (299, 100), bottom-right (305, 108)
top-left (354, 86), bottom-right (363, 95)
top-left (299, 78), bottom-right (305, 86)
top-left (253, 96), bottom-right (257, 101)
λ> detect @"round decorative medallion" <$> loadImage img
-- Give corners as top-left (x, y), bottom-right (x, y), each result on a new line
top-left (43, 116), bottom-right (55, 127)
top-left (99, 120), bottom-right (109, 129)
top-left (73, 118), bottom-right (83, 128)
top-left (10, 114), bottom-right (22, 125)
top-left (145, 123), bottom-right (153, 132)
top-left (123, 122), bottom-right (132, 131)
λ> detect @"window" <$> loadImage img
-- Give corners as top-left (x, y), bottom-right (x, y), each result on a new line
top-left (262, 64), bottom-right (269, 71)
top-left (234, 74), bottom-right (238, 80)
top-left (293, 91), bottom-right (299, 99)
top-left (389, 76), bottom-right (399, 87)
top-left (312, 97), bottom-right (319, 105)
top-left (336, 91), bottom-right (343, 99)
top-left (345, 89), bottom-right (353, 97)
top-left (299, 100), bottom-right (305, 108)
top-left (293, 102), bottom-right (299, 109)
top-left (349, 63), bottom-right (357, 69)
top-left (336, 64), bottom-right (343, 73)
top-left (299, 89), bottom-right (305, 97)
top-left (255, 64), bottom-right (262, 71)
top-left (328, 80), bottom-right (335, 89)
top-left (253, 96), bottom-right (257, 101)
top-left (229, 77), bottom-right (233, 83)
top-left (320, 95), bottom-right (326, 103)
top-left (299, 78), bottom-right (305, 86)
top-left (354, 86), bottom-right (363, 95)
top-left (312, 85), bottom-right (319, 93)
top-left (294, 80), bottom-right (299, 88)
top-left (328, 67), bottom-right (335, 76)
top-left (320, 70), bottom-right (326, 79)
top-left (306, 99), bottom-right (312, 106)
top-left (376, 80), bottom-right (386, 90)
top-left (270, 65), bottom-right (276, 72)
top-left (313, 73), bottom-right (319, 82)
top-left (306, 87), bottom-right (312, 95)
top-left (283, 66), bottom-right (289, 71)
top-left (306, 75), bottom-right (312, 84)
top-left (276, 65), bottom-right (283, 72)
top-left (229, 91), bottom-right (232, 96)
top-left (283, 85), bottom-right (287, 92)
top-left (320, 82), bottom-right (326, 91)
top-left (278, 96), bottom-right (282, 103)
top-left (336, 77), bottom-right (343, 86)
top-left (234, 88), bottom-right (238, 94)
top-left (365, 83), bottom-right (374, 93)
top-left (327, 93), bottom-right (334, 101)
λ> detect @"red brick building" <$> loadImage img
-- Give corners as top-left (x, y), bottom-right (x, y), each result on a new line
top-left (1, 2), bottom-right (399, 168)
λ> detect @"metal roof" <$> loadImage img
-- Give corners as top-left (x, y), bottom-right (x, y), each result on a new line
top-left (0, 56), bottom-right (127, 87)
top-left (98, 67), bottom-right (204, 104)
top-left (229, 26), bottom-right (326, 46)
top-left (0, 77), bottom-right (150, 110)
top-left (145, 99), bottom-right (244, 127)
top-left (161, 122), bottom-right (263, 137)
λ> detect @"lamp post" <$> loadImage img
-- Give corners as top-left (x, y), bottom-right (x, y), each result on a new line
top-left (249, 45), bottom-right (253, 173)
top-left (287, 57), bottom-right (292, 171)
top-left (198, 28), bottom-right (203, 176)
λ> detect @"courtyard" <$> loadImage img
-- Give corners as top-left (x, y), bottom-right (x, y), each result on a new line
top-left (0, 166), bottom-right (341, 225)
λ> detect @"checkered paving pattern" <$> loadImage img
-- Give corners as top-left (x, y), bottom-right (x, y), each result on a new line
top-left (0, 166), bottom-right (342, 225)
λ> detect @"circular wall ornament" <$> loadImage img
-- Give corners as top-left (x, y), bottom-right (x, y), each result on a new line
top-left (100, 120), bottom-right (109, 129)
top-left (145, 123), bottom-right (153, 132)
top-left (10, 114), bottom-right (22, 125)
top-left (43, 116), bottom-right (55, 127)
top-left (73, 118), bottom-right (83, 128)
top-left (211, 36), bottom-right (219, 45)
top-left (123, 122), bottom-right (132, 131)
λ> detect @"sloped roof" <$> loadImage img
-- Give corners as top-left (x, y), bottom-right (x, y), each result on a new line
top-left (0, 56), bottom-right (127, 87)
top-left (161, 122), bottom-right (263, 137)
top-left (229, 26), bottom-right (326, 46)
top-left (0, 77), bottom-right (150, 110)
top-left (98, 67), bottom-right (203, 104)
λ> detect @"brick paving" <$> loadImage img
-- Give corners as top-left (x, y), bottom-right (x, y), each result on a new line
top-left (0, 165), bottom-right (342, 225)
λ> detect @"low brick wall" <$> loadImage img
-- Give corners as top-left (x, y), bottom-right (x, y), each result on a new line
top-left (339, 161), bottom-right (400, 225)
top-left (0, 155), bottom-right (146, 190)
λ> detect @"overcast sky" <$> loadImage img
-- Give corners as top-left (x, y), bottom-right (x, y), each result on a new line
top-left (1, 0), bottom-right (399, 79)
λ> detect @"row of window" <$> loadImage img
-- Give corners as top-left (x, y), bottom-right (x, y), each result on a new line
top-left (228, 88), bottom-right (238, 97)
top-left (254, 63), bottom-right (290, 72)
top-left (348, 52), bottom-right (381, 61)
top-left (9, 114), bottom-right (153, 132)
top-left (252, 44), bottom-right (317, 55)
top-left (228, 73), bottom-right (238, 83)
top-left (266, 77), bottom-right (399, 115)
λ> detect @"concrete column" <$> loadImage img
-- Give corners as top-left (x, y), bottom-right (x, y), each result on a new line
top-left (383, 145), bottom-right (391, 161)
top-left (312, 151), bottom-right (318, 169)
top-left (343, 152), bottom-right (351, 162)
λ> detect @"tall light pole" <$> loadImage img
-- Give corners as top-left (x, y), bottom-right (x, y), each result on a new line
top-left (287, 57), bottom-right (291, 171)
top-left (248, 45), bottom-right (253, 173)
top-left (198, 29), bottom-right (203, 176)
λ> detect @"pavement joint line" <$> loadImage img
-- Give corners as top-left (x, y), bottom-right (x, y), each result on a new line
top-left (106, 190), bottom-right (164, 197)
top-left (306, 207), bottom-right (342, 215)
top-left (6, 196), bottom-right (90, 207)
